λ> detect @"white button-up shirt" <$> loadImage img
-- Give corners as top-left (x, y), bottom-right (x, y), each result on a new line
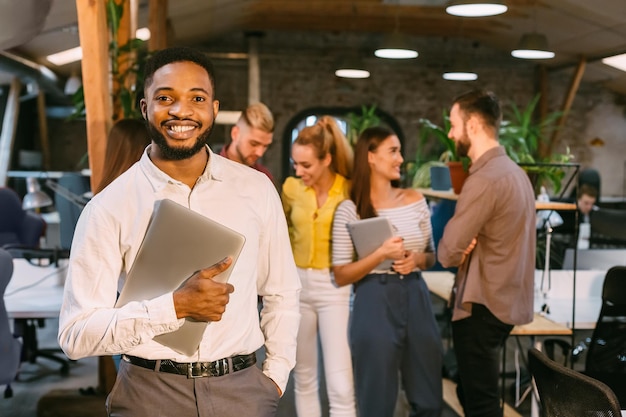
top-left (58, 145), bottom-right (301, 392)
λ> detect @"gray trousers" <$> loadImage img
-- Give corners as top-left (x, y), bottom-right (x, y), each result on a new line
top-left (106, 359), bottom-right (280, 417)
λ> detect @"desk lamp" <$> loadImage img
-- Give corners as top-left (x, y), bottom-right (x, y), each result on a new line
top-left (22, 177), bottom-right (53, 211)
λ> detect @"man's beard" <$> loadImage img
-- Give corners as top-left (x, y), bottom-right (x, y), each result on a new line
top-left (235, 143), bottom-right (257, 167)
top-left (455, 126), bottom-right (471, 158)
top-left (148, 120), bottom-right (213, 161)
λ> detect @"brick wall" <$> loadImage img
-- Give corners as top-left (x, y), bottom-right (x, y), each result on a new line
top-left (45, 31), bottom-right (626, 196)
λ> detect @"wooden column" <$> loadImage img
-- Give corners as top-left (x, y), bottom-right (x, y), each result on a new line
top-left (247, 33), bottom-right (260, 105)
top-left (0, 78), bottom-right (21, 186)
top-left (149, 0), bottom-right (168, 51)
top-left (550, 56), bottom-right (586, 153)
top-left (76, 0), bottom-right (112, 193)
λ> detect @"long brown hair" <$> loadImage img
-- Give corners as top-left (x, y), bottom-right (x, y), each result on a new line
top-left (96, 119), bottom-right (150, 193)
top-left (350, 125), bottom-right (397, 219)
top-left (293, 115), bottom-right (353, 179)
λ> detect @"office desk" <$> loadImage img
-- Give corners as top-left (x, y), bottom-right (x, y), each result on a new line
top-left (4, 258), bottom-right (69, 375)
top-left (417, 188), bottom-right (578, 211)
top-left (422, 270), bottom-right (607, 417)
top-left (421, 271), bottom-right (573, 336)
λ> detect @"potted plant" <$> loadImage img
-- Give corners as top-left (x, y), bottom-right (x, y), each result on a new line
top-left (417, 110), bottom-right (470, 194)
top-left (415, 96), bottom-right (573, 195)
top-left (498, 94), bottom-right (573, 195)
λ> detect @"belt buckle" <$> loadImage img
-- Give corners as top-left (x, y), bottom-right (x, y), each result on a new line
top-left (213, 358), bottom-right (229, 376)
top-left (187, 362), bottom-right (206, 378)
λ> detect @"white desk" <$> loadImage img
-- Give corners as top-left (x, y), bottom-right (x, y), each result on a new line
top-left (4, 258), bottom-right (69, 375)
top-left (4, 258), bottom-right (66, 319)
top-left (534, 269), bottom-right (604, 329)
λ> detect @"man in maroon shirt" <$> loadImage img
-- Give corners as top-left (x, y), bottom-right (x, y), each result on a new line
top-left (220, 102), bottom-right (274, 183)
top-left (438, 90), bottom-right (536, 417)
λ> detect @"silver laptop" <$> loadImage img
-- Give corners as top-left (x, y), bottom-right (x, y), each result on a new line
top-left (347, 216), bottom-right (395, 271)
top-left (115, 199), bottom-right (246, 356)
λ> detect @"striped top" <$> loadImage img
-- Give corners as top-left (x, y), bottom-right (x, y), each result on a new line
top-left (332, 198), bottom-right (434, 273)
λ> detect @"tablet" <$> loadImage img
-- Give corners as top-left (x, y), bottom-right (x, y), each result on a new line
top-left (346, 216), bottom-right (395, 271)
top-left (115, 199), bottom-right (246, 356)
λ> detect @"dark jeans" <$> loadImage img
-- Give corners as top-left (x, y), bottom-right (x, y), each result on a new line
top-left (351, 272), bottom-right (443, 417)
top-left (452, 304), bottom-right (513, 417)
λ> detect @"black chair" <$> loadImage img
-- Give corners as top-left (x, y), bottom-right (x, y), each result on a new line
top-left (543, 265), bottom-right (626, 405)
top-left (528, 347), bottom-right (622, 417)
top-left (0, 187), bottom-right (46, 248)
top-left (584, 265), bottom-right (626, 405)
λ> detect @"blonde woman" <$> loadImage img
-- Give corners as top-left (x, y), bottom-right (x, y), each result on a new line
top-left (281, 116), bottom-right (356, 417)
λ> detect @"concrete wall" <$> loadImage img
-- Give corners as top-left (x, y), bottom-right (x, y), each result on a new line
top-left (42, 30), bottom-right (626, 197)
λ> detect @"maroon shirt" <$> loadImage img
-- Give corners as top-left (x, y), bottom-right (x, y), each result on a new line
top-left (438, 146), bottom-right (536, 325)
top-left (219, 144), bottom-right (274, 183)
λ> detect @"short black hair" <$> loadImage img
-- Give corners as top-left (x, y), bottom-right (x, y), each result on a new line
top-left (453, 89), bottom-right (502, 133)
top-left (143, 46), bottom-right (216, 96)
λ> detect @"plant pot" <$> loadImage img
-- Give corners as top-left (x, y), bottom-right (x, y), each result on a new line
top-left (447, 161), bottom-right (469, 194)
top-left (430, 165), bottom-right (452, 191)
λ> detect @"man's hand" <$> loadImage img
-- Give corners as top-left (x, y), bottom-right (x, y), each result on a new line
top-left (460, 238), bottom-right (477, 265)
top-left (173, 257), bottom-right (235, 322)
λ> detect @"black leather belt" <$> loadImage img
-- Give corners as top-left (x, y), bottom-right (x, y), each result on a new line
top-left (123, 353), bottom-right (256, 378)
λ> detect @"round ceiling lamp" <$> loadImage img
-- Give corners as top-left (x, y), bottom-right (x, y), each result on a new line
top-left (335, 56), bottom-right (370, 79)
top-left (374, 32), bottom-right (418, 59)
top-left (445, 0), bottom-right (508, 17)
top-left (511, 33), bottom-right (555, 59)
top-left (443, 71), bottom-right (478, 81)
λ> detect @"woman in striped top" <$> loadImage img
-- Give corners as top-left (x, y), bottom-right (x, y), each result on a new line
top-left (331, 126), bottom-right (443, 417)
top-left (282, 116), bottom-right (356, 417)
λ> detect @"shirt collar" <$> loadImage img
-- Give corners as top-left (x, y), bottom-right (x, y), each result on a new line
top-left (139, 144), bottom-right (223, 191)
top-left (469, 145), bottom-right (506, 174)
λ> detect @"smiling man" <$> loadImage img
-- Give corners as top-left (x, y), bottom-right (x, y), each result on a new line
top-left (221, 102), bottom-right (275, 183)
top-left (58, 47), bottom-right (300, 417)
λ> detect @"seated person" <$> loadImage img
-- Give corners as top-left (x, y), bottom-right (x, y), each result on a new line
top-left (577, 184), bottom-right (598, 223)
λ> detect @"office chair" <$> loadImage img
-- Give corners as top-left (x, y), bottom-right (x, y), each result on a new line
top-left (0, 187), bottom-right (46, 248)
top-left (528, 347), bottom-right (621, 417)
top-left (0, 249), bottom-right (21, 398)
top-left (584, 265), bottom-right (626, 405)
top-left (543, 266), bottom-right (626, 405)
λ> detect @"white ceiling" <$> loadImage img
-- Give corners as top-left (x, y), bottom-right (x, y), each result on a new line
top-left (2, 0), bottom-right (626, 94)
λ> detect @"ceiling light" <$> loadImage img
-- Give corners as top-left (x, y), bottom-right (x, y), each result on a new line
top-left (443, 71), bottom-right (478, 81)
top-left (46, 46), bottom-right (82, 66)
top-left (511, 33), bottom-right (555, 59)
top-left (46, 27), bottom-right (151, 66)
top-left (335, 57), bottom-right (370, 79)
top-left (375, 32), bottom-right (418, 59)
top-left (602, 53), bottom-right (626, 72)
top-left (446, 0), bottom-right (508, 17)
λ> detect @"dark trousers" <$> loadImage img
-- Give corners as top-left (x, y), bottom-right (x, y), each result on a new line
top-left (452, 304), bottom-right (514, 417)
top-left (350, 272), bottom-right (443, 417)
